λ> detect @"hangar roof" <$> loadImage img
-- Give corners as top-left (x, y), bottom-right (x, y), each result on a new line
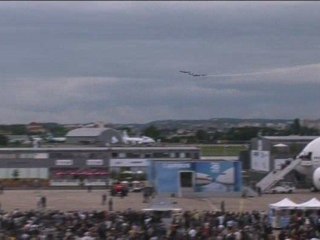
top-left (261, 136), bottom-right (319, 141)
top-left (66, 127), bottom-right (110, 137)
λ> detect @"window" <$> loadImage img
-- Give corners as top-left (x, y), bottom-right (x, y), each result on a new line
top-left (180, 172), bottom-right (193, 187)
top-left (144, 153), bottom-right (152, 158)
top-left (193, 153), bottom-right (200, 159)
top-left (127, 152), bottom-right (141, 158)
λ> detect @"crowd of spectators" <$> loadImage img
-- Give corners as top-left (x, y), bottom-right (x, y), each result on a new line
top-left (0, 207), bottom-right (320, 239)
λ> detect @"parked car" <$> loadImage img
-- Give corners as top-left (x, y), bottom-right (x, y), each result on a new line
top-left (269, 183), bottom-right (295, 194)
top-left (131, 181), bottom-right (145, 192)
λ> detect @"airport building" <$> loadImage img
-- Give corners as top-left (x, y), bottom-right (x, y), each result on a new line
top-left (0, 146), bottom-right (200, 187)
top-left (249, 135), bottom-right (319, 172)
top-left (0, 145), bottom-right (244, 196)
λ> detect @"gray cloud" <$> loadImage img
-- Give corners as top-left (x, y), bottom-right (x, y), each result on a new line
top-left (0, 2), bottom-right (319, 124)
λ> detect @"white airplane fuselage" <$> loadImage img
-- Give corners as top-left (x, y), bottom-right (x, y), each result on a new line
top-left (122, 131), bottom-right (155, 145)
top-left (294, 137), bottom-right (320, 190)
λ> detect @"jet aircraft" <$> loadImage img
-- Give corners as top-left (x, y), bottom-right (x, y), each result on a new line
top-left (179, 70), bottom-right (207, 77)
top-left (122, 131), bottom-right (156, 145)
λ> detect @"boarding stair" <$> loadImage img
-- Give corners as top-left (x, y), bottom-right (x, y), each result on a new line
top-left (256, 158), bottom-right (302, 193)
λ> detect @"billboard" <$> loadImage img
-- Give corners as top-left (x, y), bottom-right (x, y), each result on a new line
top-left (153, 162), bottom-right (191, 194)
top-left (250, 150), bottom-right (270, 171)
top-left (149, 161), bottom-right (242, 194)
top-left (194, 162), bottom-right (241, 192)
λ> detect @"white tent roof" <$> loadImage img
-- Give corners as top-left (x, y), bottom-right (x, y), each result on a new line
top-left (269, 198), bottom-right (298, 209)
top-left (297, 198), bottom-right (320, 209)
top-left (273, 143), bottom-right (288, 147)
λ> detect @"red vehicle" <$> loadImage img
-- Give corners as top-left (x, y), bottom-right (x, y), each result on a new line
top-left (110, 182), bottom-right (128, 196)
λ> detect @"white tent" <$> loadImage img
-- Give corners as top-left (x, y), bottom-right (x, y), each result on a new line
top-left (273, 143), bottom-right (288, 148)
top-left (269, 198), bottom-right (298, 229)
top-left (297, 198), bottom-right (320, 209)
top-left (269, 198), bottom-right (298, 209)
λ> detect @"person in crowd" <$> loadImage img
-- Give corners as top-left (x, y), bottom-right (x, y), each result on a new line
top-left (0, 206), bottom-right (319, 239)
top-left (102, 193), bottom-right (107, 205)
top-left (108, 197), bottom-right (113, 211)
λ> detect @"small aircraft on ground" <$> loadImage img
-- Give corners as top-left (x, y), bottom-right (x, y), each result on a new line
top-left (122, 131), bottom-right (156, 145)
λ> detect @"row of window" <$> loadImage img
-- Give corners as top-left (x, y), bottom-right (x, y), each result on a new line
top-left (50, 151), bottom-right (199, 159)
top-left (0, 151), bottom-right (199, 160)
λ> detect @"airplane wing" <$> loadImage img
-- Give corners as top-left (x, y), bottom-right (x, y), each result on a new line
top-left (180, 71), bottom-right (206, 77)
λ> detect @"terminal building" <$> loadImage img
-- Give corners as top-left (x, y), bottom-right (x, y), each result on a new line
top-left (0, 146), bottom-right (200, 187)
top-left (0, 145), bottom-right (243, 196)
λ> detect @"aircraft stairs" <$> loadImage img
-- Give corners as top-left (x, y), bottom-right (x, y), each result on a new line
top-left (256, 158), bottom-right (302, 193)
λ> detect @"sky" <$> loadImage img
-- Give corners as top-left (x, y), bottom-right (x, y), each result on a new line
top-left (0, 1), bottom-right (320, 124)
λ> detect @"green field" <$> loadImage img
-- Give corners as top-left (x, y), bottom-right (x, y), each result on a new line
top-left (199, 144), bottom-right (248, 156)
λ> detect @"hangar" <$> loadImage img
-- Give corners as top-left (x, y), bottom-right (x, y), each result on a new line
top-left (65, 127), bottom-right (123, 146)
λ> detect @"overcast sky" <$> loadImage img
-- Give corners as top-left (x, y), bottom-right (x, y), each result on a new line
top-left (1, 1), bottom-right (320, 124)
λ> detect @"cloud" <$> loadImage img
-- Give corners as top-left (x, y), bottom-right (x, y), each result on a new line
top-left (0, 2), bottom-right (319, 123)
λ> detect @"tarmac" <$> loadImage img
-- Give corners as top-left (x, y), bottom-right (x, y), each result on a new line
top-left (0, 188), bottom-right (319, 213)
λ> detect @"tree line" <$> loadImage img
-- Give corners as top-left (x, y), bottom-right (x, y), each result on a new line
top-left (0, 118), bottom-right (318, 146)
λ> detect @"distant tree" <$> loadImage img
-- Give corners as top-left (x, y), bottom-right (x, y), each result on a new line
top-left (10, 125), bottom-right (27, 135)
top-left (225, 127), bottom-right (260, 141)
top-left (0, 135), bottom-right (8, 146)
top-left (12, 169), bottom-right (19, 180)
top-left (143, 125), bottom-right (161, 139)
top-left (195, 130), bottom-right (209, 143)
top-left (290, 118), bottom-right (301, 135)
top-left (45, 124), bottom-right (68, 137)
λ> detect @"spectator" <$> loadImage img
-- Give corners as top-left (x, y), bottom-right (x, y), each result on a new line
top-left (108, 198), bottom-right (113, 211)
top-left (102, 193), bottom-right (107, 205)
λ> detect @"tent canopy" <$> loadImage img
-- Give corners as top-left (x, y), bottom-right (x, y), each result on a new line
top-left (269, 198), bottom-right (298, 209)
top-left (297, 198), bottom-right (320, 209)
top-left (273, 143), bottom-right (288, 147)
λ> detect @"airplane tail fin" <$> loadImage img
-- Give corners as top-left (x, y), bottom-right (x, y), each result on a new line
top-left (122, 130), bottom-right (129, 144)
top-left (123, 130), bottom-right (129, 138)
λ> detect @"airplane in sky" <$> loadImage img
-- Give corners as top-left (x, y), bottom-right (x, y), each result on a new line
top-left (179, 70), bottom-right (207, 77)
top-left (179, 70), bottom-right (191, 74)
top-left (122, 131), bottom-right (156, 145)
